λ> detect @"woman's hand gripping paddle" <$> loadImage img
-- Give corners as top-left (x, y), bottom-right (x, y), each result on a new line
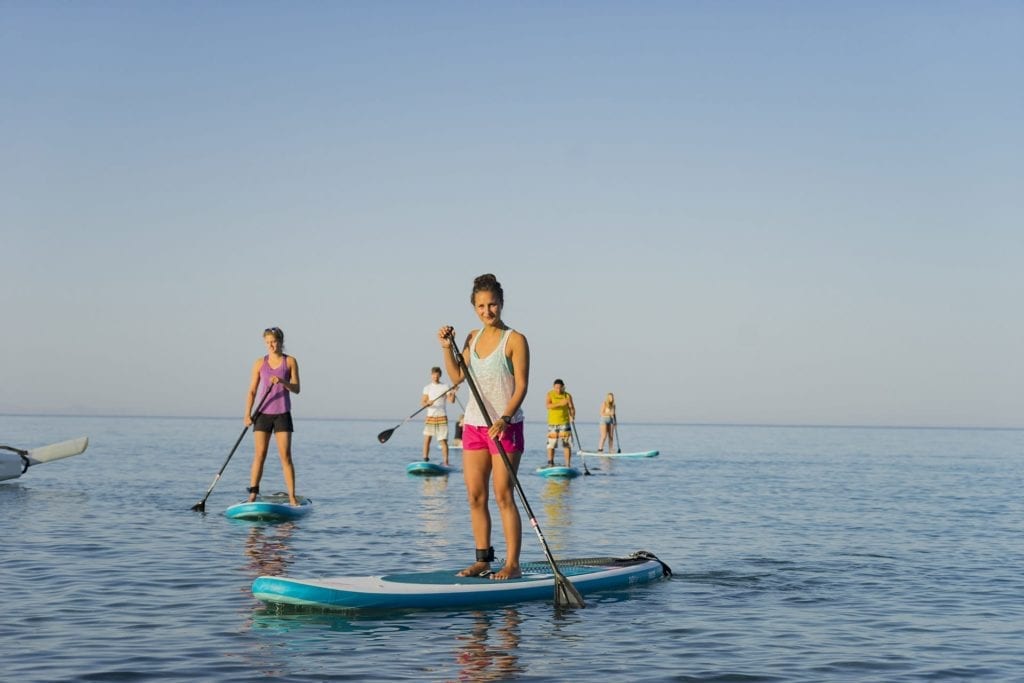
top-left (377, 383), bottom-right (461, 444)
top-left (444, 331), bottom-right (585, 609)
top-left (191, 385), bottom-right (274, 512)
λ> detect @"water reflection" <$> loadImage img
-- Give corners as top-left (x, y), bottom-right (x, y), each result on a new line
top-left (241, 522), bottom-right (295, 578)
top-left (417, 473), bottom-right (450, 536)
top-left (419, 471), bottom-right (451, 498)
top-left (540, 479), bottom-right (572, 552)
top-left (418, 469), bottom-right (453, 563)
top-left (454, 608), bottom-right (523, 682)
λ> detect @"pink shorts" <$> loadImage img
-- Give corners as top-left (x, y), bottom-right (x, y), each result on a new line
top-left (462, 422), bottom-right (525, 455)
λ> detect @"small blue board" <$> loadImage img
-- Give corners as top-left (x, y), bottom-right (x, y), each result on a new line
top-left (535, 465), bottom-right (581, 478)
top-left (225, 493), bottom-right (313, 521)
top-left (406, 461), bottom-right (452, 476)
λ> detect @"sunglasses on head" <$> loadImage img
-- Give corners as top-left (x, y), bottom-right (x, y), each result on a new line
top-left (264, 327), bottom-right (281, 335)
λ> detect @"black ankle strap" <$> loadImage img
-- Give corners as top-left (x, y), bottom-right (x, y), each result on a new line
top-left (247, 485), bottom-right (260, 494)
top-left (475, 547), bottom-right (495, 562)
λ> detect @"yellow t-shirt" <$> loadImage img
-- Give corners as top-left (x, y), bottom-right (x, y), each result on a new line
top-left (546, 390), bottom-right (573, 424)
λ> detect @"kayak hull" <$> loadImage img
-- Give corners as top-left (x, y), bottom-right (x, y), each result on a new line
top-left (252, 551), bottom-right (671, 611)
top-left (0, 437), bottom-right (89, 482)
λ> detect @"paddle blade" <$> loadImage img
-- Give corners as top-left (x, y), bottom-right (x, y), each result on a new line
top-left (26, 436), bottom-right (89, 464)
top-left (190, 501), bottom-right (206, 512)
top-left (553, 574), bottom-right (586, 609)
top-left (377, 427), bottom-right (397, 443)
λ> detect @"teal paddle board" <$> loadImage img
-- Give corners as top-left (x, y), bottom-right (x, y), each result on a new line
top-left (252, 551), bottom-right (671, 611)
top-left (536, 465), bottom-right (580, 478)
top-left (406, 461), bottom-right (452, 476)
top-left (225, 493), bottom-right (313, 521)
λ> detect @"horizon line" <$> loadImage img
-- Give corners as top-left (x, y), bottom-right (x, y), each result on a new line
top-left (2, 412), bottom-right (1021, 432)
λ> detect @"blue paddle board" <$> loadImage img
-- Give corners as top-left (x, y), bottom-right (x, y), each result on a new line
top-left (406, 461), bottom-right (452, 476)
top-left (225, 493), bottom-right (313, 521)
top-left (252, 551), bottom-right (671, 611)
top-left (536, 465), bottom-right (580, 478)
top-left (578, 450), bottom-right (659, 458)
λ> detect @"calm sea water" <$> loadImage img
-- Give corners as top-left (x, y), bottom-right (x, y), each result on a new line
top-left (1, 415), bottom-right (1021, 682)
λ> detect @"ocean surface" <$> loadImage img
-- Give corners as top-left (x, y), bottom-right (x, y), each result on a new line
top-left (1, 415), bottom-right (1021, 682)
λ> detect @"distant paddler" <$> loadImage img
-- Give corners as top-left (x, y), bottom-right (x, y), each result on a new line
top-left (545, 379), bottom-right (576, 468)
top-left (598, 392), bottom-right (616, 452)
top-left (422, 366), bottom-right (457, 466)
top-left (245, 326), bottom-right (301, 506)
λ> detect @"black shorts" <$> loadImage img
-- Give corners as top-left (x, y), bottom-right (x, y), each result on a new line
top-left (253, 412), bottom-right (294, 433)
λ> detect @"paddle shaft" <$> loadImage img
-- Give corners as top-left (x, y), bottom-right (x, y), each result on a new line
top-left (569, 421), bottom-right (591, 475)
top-left (192, 385), bottom-right (274, 510)
top-left (445, 333), bottom-right (584, 607)
top-left (377, 382), bottom-right (461, 443)
top-left (612, 415), bottom-right (622, 453)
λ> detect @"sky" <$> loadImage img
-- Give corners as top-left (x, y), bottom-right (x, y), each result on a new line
top-left (2, 2), bottom-right (1021, 428)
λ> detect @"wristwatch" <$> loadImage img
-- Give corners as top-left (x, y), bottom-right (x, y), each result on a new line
top-left (500, 415), bottom-right (513, 424)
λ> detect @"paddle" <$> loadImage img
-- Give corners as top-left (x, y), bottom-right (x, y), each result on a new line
top-left (444, 331), bottom-right (586, 609)
top-left (0, 437), bottom-right (90, 481)
top-left (612, 415), bottom-right (622, 454)
top-left (377, 382), bottom-right (461, 444)
top-left (569, 421), bottom-right (591, 476)
top-left (190, 385), bottom-right (274, 512)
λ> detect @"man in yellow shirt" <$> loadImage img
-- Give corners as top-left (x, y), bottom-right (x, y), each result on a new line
top-left (545, 379), bottom-right (576, 467)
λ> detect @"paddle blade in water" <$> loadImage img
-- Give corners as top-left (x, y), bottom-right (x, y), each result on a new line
top-left (554, 576), bottom-right (586, 609)
top-left (190, 501), bottom-right (205, 512)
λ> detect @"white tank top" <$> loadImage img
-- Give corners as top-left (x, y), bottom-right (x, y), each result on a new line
top-left (463, 328), bottom-right (523, 428)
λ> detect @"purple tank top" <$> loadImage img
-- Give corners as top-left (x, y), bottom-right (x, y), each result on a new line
top-left (259, 355), bottom-right (292, 415)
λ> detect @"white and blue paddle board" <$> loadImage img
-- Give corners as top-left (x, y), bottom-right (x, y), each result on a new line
top-left (578, 450), bottom-right (659, 458)
top-left (406, 461), bottom-right (452, 476)
top-left (536, 465), bottom-right (581, 478)
top-left (225, 493), bottom-right (313, 521)
top-left (252, 551), bottom-right (671, 611)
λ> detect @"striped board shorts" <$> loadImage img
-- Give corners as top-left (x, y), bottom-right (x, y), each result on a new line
top-left (423, 415), bottom-right (449, 440)
top-left (547, 423), bottom-right (571, 449)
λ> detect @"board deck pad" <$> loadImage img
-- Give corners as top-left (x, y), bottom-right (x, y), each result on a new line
top-left (252, 551), bottom-right (671, 611)
top-left (225, 493), bottom-right (313, 521)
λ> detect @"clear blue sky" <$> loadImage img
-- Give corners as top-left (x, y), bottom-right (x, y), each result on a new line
top-left (3, 2), bottom-right (1021, 428)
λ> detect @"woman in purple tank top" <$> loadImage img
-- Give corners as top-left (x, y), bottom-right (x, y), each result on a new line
top-left (244, 326), bottom-right (301, 505)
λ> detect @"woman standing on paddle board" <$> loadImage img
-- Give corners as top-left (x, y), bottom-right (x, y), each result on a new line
top-left (438, 274), bottom-right (530, 580)
top-left (598, 392), bottom-right (616, 452)
top-left (245, 326), bottom-right (301, 506)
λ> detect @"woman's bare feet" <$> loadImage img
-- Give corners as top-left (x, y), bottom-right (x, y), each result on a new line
top-left (456, 561), bottom-right (491, 577)
top-left (490, 564), bottom-right (521, 580)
